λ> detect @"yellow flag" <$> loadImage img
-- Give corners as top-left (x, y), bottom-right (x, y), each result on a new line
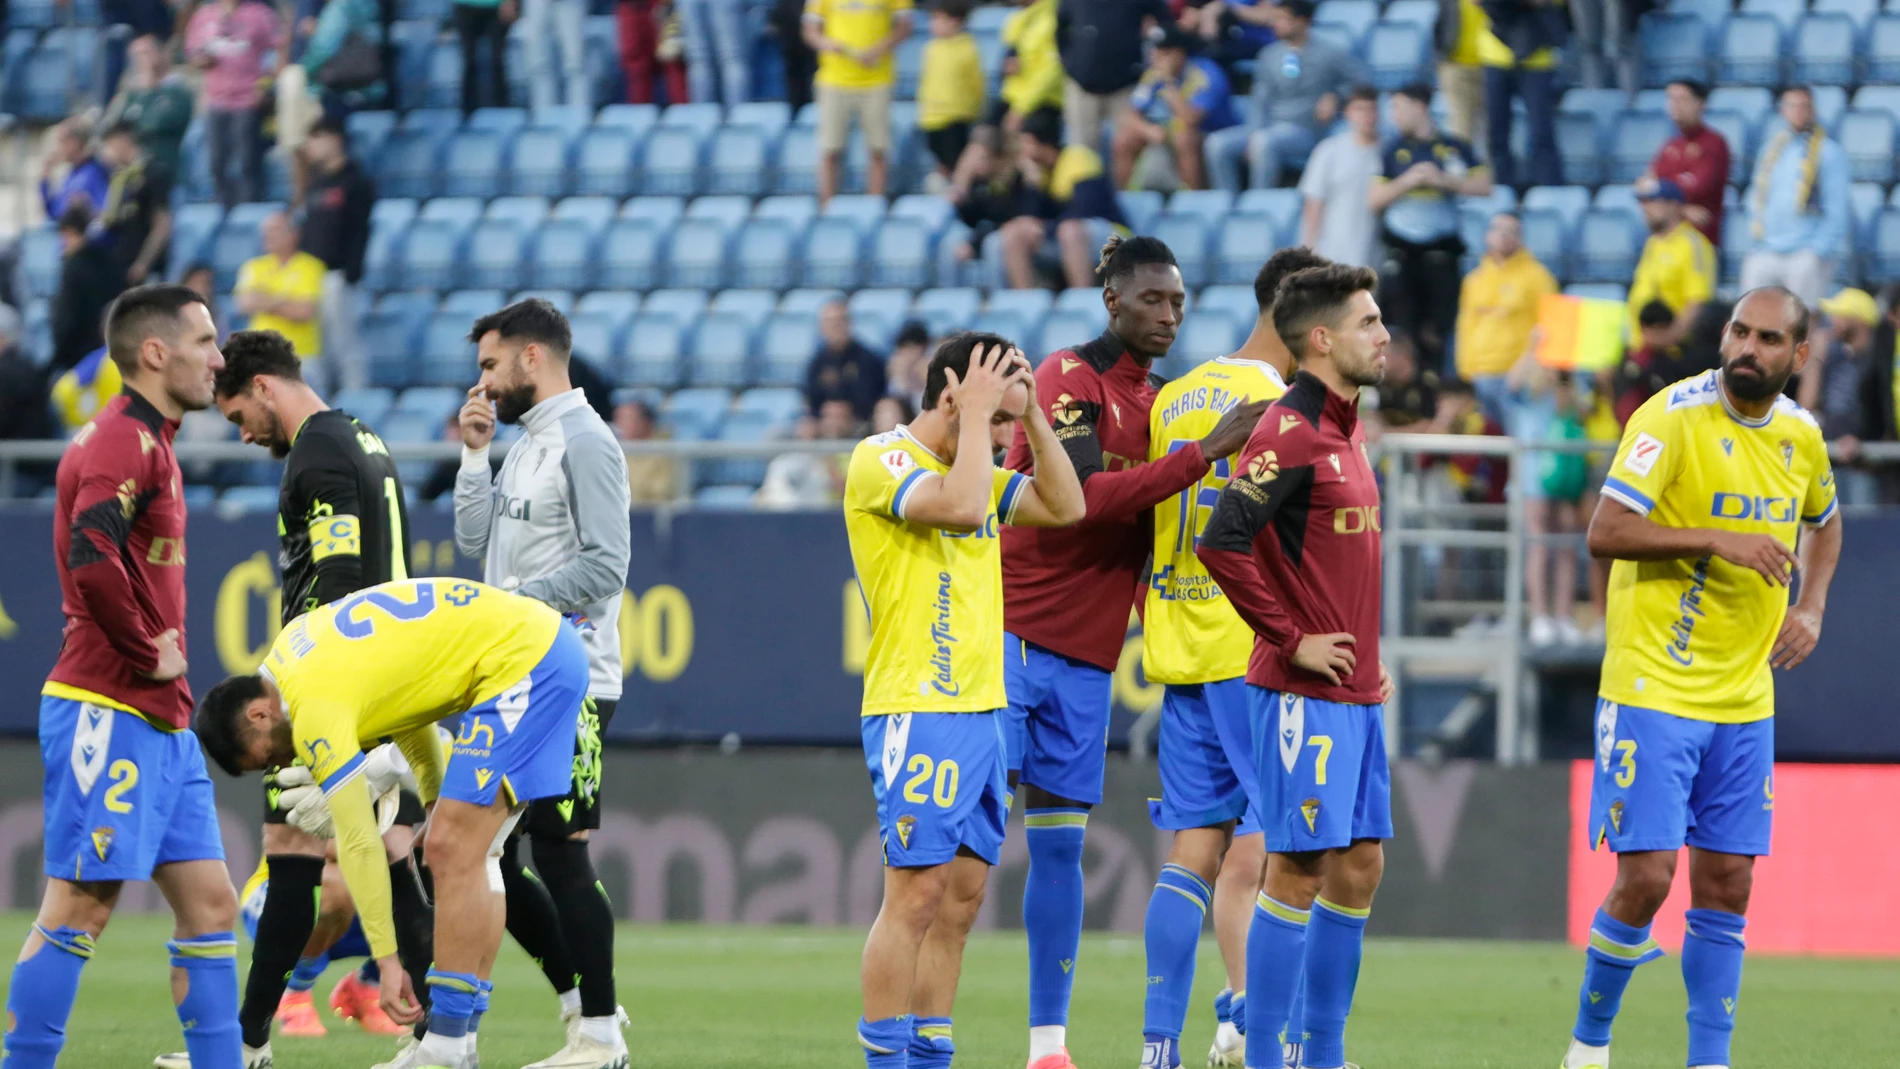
top-left (1535, 294), bottom-right (1625, 372)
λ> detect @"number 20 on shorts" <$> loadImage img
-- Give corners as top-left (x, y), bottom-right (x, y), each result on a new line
top-left (902, 755), bottom-right (960, 807)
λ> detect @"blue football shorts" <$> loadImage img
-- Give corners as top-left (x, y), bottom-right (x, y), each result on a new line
top-left (442, 624), bottom-right (590, 809)
top-left (242, 876), bottom-right (371, 960)
top-left (1150, 679), bottom-right (1260, 834)
top-left (40, 696), bottom-right (224, 882)
top-left (1002, 633), bottom-right (1114, 806)
top-left (1589, 698), bottom-right (1775, 857)
top-left (861, 711), bottom-right (1009, 868)
top-left (1251, 686), bottom-right (1393, 853)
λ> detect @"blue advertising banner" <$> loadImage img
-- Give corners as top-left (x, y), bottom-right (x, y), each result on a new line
top-left (0, 507), bottom-right (1891, 756)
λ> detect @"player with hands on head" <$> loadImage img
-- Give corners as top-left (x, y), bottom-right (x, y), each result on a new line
top-left (1560, 287), bottom-right (1842, 1069)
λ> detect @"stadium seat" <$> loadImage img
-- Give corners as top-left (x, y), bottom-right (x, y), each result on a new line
top-left (658, 103), bottom-right (724, 137)
top-left (598, 220), bottom-right (665, 289)
top-left (469, 107), bottom-right (528, 134)
top-left (663, 387), bottom-right (732, 439)
top-left (706, 126), bottom-right (773, 197)
top-left (1234, 188), bottom-right (1302, 240)
top-left (687, 194), bottom-right (754, 230)
top-left (1168, 190), bottom-right (1235, 227)
top-left (1574, 208), bottom-right (1642, 283)
top-left (1381, 0), bottom-right (1435, 27)
top-left (645, 289), bottom-right (711, 323)
top-left (377, 128), bottom-right (445, 199)
top-left (1791, 13), bottom-right (1857, 84)
top-left (416, 314), bottom-right (476, 385)
top-left (971, 311), bottom-right (1032, 346)
top-left (869, 218), bottom-right (933, 288)
top-left (727, 102), bottom-right (793, 137)
top-left (735, 386), bottom-right (805, 426)
top-left (1611, 111), bottom-right (1676, 183)
top-left (986, 288), bottom-right (1055, 325)
top-left (1317, 0), bottom-right (1378, 37)
top-left (209, 211), bottom-right (272, 292)
top-left (1869, 208), bottom-right (1900, 280)
top-left (462, 221), bottom-right (527, 289)
top-left (1554, 112), bottom-right (1606, 185)
top-left (1739, 0), bottom-right (1804, 32)
top-left (665, 217), bottom-right (732, 289)
top-left (1310, 20), bottom-right (1360, 54)
top-left (1213, 214), bottom-right (1283, 285)
top-left (1519, 208), bottom-right (1572, 280)
top-left (757, 311), bottom-right (820, 386)
top-left (707, 409), bottom-right (782, 487)
top-left (395, 386), bottom-right (471, 421)
top-left (824, 194), bottom-right (891, 230)
top-left (1838, 110), bottom-right (1897, 184)
top-left (1718, 14), bottom-right (1785, 86)
top-left (781, 288), bottom-right (846, 314)
top-left (891, 194), bottom-right (954, 237)
top-left (486, 196), bottom-right (551, 229)
top-left (618, 314), bottom-right (687, 387)
top-left (894, 36), bottom-right (926, 98)
top-left (1558, 88), bottom-right (1624, 137)
top-left (755, 194), bottom-right (821, 235)
top-left (14, 226), bottom-right (60, 301)
top-left (850, 288), bottom-right (916, 348)
top-left (686, 314), bottom-right (758, 387)
top-left (1707, 86), bottom-right (1774, 126)
top-left (595, 104), bottom-right (660, 132)
top-left (1810, 85), bottom-right (1848, 130)
top-left (1523, 186), bottom-right (1592, 232)
top-left (551, 196), bottom-right (617, 229)
top-left (171, 204), bottom-right (223, 280)
top-left (333, 387), bottom-right (395, 429)
top-left (1851, 85), bottom-right (1900, 126)
top-left (711, 290), bottom-right (781, 332)
top-left (1163, 313), bottom-right (1239, 379)
top-left (576, 291), bottom-right (642, 329)
top-left (912, 288), bottom-right (984, 338)
top-left (774, 126), bottom-right (820, 195)
top-left (1365, 23), bottom-right (1429, 89)
top-left (1196, 285), bottom-right (1255, 325)
top-left (1701, 110), bottom-right (1754, 187)
top-left (641, 127), bottom-right (704, 196)
top-left (220, 486), bottom-right (281, 512)
top-left (441, 130), bottom-right (509, 198)
top-left (1639, 12), bottom-right (1713, 87)
top-left (1151, 213), bottom-right (1211, 287)
top-left (731, 219), bottom-right (801, 289)
top-left (1868, 15), bottom-right (1900, 82)
top-left (1036, 311), bottom-right (1099, 358)
top-left (1120, 190), bottom-right (1166, 235)
top-left (346, 110), bottom-right (398, 170)
top-left (507, 126), bottom-right (573, 196)
top-left (364, 295), bottom-right (432, 387)
top-left (693, 485), bottom-right (757, 508)
top-left (527, 219), bottom-right (597, 290)
top-left (803, 218), bottom-right (866, 288)
top-left (572, 127), bottom-right (641, 198)
top-left (618, 195), bottom-right (685, 231)
top-left (441, 289), bottom-right (504, 316)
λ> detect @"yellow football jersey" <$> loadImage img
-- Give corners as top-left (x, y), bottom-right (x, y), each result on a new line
top-left (1598, 371), bottom-right (1837, 723)
top-left (845, 427), bottom-right (1029, 715)
top-left (1144, 357), bottom-right (1287, 684)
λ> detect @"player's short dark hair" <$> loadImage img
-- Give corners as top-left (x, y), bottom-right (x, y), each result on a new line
top-left (933, 0), bottom-right (972, 19)
top-left (1253, 246), bottom-right (1331, 314)
top-left (1281, 0), bottom-right (1316, 22)
top-left (1345, 83), bottom-right (1379, 106)
top-left (309, 116), bottom-right (348, 143)
top-left (1097, 234), bottom-right (1178, 291)
top-left (105, 284), bottom-right (209, 374)
top-left (214, 329), bottom-right (304, 397)
top-left (101, 120), bottom-right (138, 142)
top-left (1668, 78), bottom-right (1710, 101)
top-left (1019, 107), bottom-right (1063, 148)
top-left (1736, 285), bottom-right (1811, 345)
top-left (895, 319), bottom-right (932, 349)
top-left (1273, 264), bottom-right (1381, 359)
top-left (1638, 300), bottom-right (1676, 329)
top-left (56, 203), bottom-right (91, 236)
top-left (1395, 81), bottom-right (1433, 105)
top-left (196, 674), bottom-right (267, 777)
top-left (468, 298), bottom-right (572, 360)
top-left (923, 331), bottom-right (1014, 410)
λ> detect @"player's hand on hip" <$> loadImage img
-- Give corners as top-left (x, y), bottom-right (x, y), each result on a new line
top-left (1199, 399), bottom-right (1269, 459)
top-left (1709, 530), bottom-right (1799, 587)
top-left (1770, 606), bottom-right (1822, 670)
top-left (143, 628), bottom-right (187, 681)
top-left (459, 386), bottom-right (497, 450)
top-left (1378, 660), bottom-right (1394, 703)
top-left (946, 342), bottom-right (1015, 420)
top-left (1291, 632), bottom-right (1356, 686)
top-left (377, 955), bottom-right (423, 1025)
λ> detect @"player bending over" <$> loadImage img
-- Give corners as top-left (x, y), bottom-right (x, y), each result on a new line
top-left (3, 286), bottom-right (238, 1069)
top-left (1198, 265), bottom-right (1393, 1069)
top-left (1001, 236), bottom-right (1265, 1069)
top-left (1138, 247), bottom-right (1329, 1069)
top-left (845, 336), bottom-right (1085, 1069)
top-left (195, 578), bottom-right (591, 1069)
top-left (1560, 287), bottom-right (1841, 1069)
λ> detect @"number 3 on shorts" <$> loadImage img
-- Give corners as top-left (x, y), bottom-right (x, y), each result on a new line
top-left (1614, 740), bottom-right (1637, 788)
top-left (901, 754), bottom-right (960, 807)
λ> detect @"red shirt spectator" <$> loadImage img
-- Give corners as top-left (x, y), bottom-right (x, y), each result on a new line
top-left (1649, 79), bottom-right (1730, 245)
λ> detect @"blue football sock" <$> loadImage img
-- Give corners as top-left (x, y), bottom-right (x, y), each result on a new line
top-left (1, 925), bottom-right (95, 1068)
top-left (359, 958), bottom-right (381, 984)
top-left (1214, 988), bottom-right (1234, 1028)
top-left (1231, 990), bottom-right (1246, 1035)
top-left (858, 1015), bottom-right (909, 1069)
top-left (1244, 895), bottom-right (1309, 1069)
top-left (170, 932), bottom-right (242, 1069)
top-left (1572, 908), bottom-right (1664, 1046)
top-left (1143, 864), bottom-right (1213, 1040)
top-left (908, 1016), bottom-right (952, 1069)
top-left (1023, 807), bottom-right (1088, 1028)
top-left (425, 968), bottom-right (481, 1039)
top-left (1682, 908), bottom-right (1747, 1067)
top-left (1287, 972), bottom-right (1305, 1051)
top-left (285, 952), bottom-right (330, 994)
top-left (469, 979), bottom-right (494, 1035)
top-left (1301, 900), bottom-right (1369, 1069)
top-left (1141, 1033), bottom-right (1181, 1069)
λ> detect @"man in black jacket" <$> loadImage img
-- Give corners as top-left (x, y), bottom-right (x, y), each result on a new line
top-left (300, 119), bottom-right (376, 393)
top-left (51, 206), bottom-right (121, 374)
top-left (1057, 0), bottom-right (1172, 156)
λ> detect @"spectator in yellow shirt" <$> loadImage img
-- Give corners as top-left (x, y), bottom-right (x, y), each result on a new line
top-left (1455, 211), bottom-right (1557, 419)
top-left (1435, 0), bottom-right (1487, 145)
top-left (802, 0), bottom-right (914, 203)
top-left (235, 212), bottom-right (328, 384)
top-left (949, 0), bottom-right (1060, 198)
top-left (1627, 177), bottom-right (1716, 343)
top-left (918, 0), bottom-right (986, 179)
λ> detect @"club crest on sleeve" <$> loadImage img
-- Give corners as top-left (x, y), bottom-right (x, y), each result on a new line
top-left (879, 449), bottom-right (915, 481)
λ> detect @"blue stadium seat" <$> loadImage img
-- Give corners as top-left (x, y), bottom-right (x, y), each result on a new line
top-left (781, 288), bottom-right (845, 314)
top-left (824, 194), bottom-right (891, 230)
top-left (220, 486), bottom-right (281, 512)
top-left (564, 312), bottom-right (619, 368)
top-left (618, 195), bottom-right (685, 230)
top-left (1810, 84), bottom-right (1848, 130)
top-left (441, 130), bottom-right (509, 198)
top-left (666, 218), bottom-right (732, 288)
top-left (417, 313), bottom-right (476, 385)
top-left (362, 206), bottom-right (415, 293)
top-left (1120, 190), bottom-right (1166, 235)
top-left (551, 196), bottom-right (617, 228)
top-left (469, 107), bottom-right (529, 134)
top-left (441, 290), bottom-right (505, 316)
top-left (1868, 15), bottom-right (1900, 82)
top-left (1553, 112), bottom-right (1606, 185)
top-left (711, 290), bottom-right (781, 332)
top-left (1739, 0), bottom-right (1804, 32)
top-left (1315, 0), bottom-right (1377, 43)
top-left (693, 485), bottom-right (756, 508)
top-left (1151, 213), bottom-right (1210, 287)
top-left (687, 314), bottom-right (757, 387)
top-left (1592, 184), bottom-right (1639, 216)
top-left (850, 288), bottom-right (915, 348)
top-left (1234, 188), bottom-right (1302, 240)
top-left (1719, 14), bottom-right (1785, 86)
top-left (757, 311), bottom-right (819, 386)
top-left (618, 314), bottom-right (686, 387)
top-left (731, 218), bottom-right (800, 289)
top-left (1640, 12), bottom-right (1713, 87)
top-left (576, 291), bottom-right (642, 328)
top-left (1701, 109), bottom-right (1754, 187)
top-left (1574, 208), bottom-right (1642, 283)
top-left (971, 311), bottom-right (1032, 347)
top-left (1168, 313), bottom-right (1239, 377)
top-left (707, 126), bottom-right (773, 196)
top-left (171, 204), bottom-right (223, 280)
top-left (461, 221), bottom-right (527, 289)
top-left (658, 103), bottom-right (724, 137)
top-left (1707, 86), bottom-right (1774, 125)
top-left (209, 207), bottom-right (277, 292)
top-left (1852, 85), bottom-right (1900, 126)
top-left (1558, 87), bottom-right (1624, 136)
top-left (346, 111), bottom-right (398, 170)
top-left (1611, 111), bottom-right (1676, 183)
top-left (572, 127), bottom-right (641, 197)
top-left (1870, 208), bottom-right (1900, 280)
top-left (1668, 0), bottom-right (1731, 31)
top-left (1365, 23), bottom-right (1429, 89)
top-left (14, 226), bottom-right (60, 301)
top-left (1519, 207), bottom-right (1572, 280)
top-left (1196, 285), bottom-right (1255, 326)
top-left (1838, 110), bottom-right (1896, 184)
top-left (1851, 182), bottom-right (1884, 250)
top-left (378, 128), bottom-right (446, 198)
top-left (528, 219), bottom-right (597, 290)
top-left (394, 386), bottom-right (464, 420)
top-left (1816, 0), bottom-right (1878, 26)
top-left (507, 126), bottom-right (572, 196)
top-left (599, 220), bottom-right (665, 289)
top-left (511, 287), bottom-right (576, 313)
top-left (486, 196), bottom-right (551, 228)
top-left (530, 105), bottom-right (591, 136)
top-left (1382, 0), bottom-right (1436, 28)
top-left (728, 102), bottom-right (793, 137)
top-left (869, 218), bottom-right (933, 288)
top-left (364, 296), bottom-right (431, 387)
top-left (664, 387), bottom-right (732, 439)
top-left (1168, 189), bottom-right (1235, 227)
top-left (641, 127), bottom-right (704, 196)
top-left (645, 289), bottom-right (711, 323)
top-left (774, 127), bottom-right (819, 195)
top-left (596, 104), bottom-right (660, 132)
top-left (755, 194), bottom-right (821, 235)
top-left (891, 193), bottom-right (954, 237)
top-left (1216, 215), bottom-right (1283, 285)
top-left (736, 386), bottom-right (805, 426)
top-left (1036, 312), bottom-right (1099, 358)
top-left (986, 288), bottom-right (1055, 325)
top-left (687, 194), bottom-right (755, 230)
top-left (803, 218), bottom-right (866, 288)
top-left (912, 288), bottom-right (983, 337)
top-left (1791, 13), bottom-right (1857, 84)
top-left (334, 387), bottom-right (395, 428)
top-left (419, 197), bottom-right (483, 229)
top-left (1523, 186), bottom-right (1591, 232)
top-left (1564, 283), bottom-right (1629, 303)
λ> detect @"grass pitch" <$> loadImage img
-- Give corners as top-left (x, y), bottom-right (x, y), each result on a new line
top-left (9, 911), bottom-right (1895, 1068)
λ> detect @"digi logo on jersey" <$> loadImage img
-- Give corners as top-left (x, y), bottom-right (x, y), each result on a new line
top-left (1333, 505), bottom-right (1381, 534)
top-left (941, 513), bottom-right (999, 540)
top-left (1710, 493), bottom-right (1796, 523)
